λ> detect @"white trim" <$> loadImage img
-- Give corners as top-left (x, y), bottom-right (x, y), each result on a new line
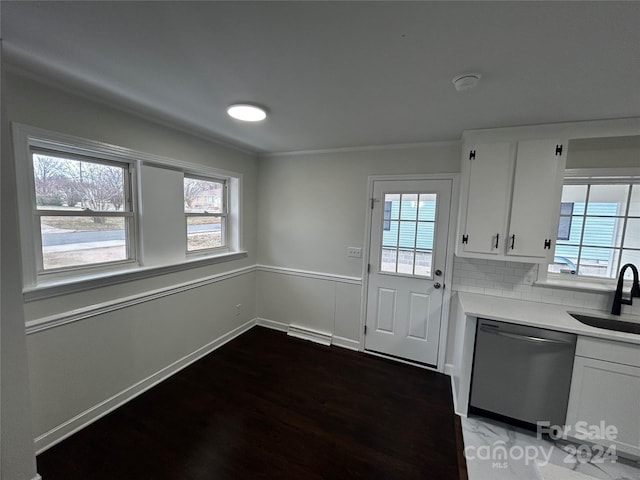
top-left (25, 265), bottom-right (255, 334)
top-left (255, 264), bottom-right (362, 285)
top-left (24, 251), bottom-right (249, 302)
top-left (564, 167), bottom-right (640, 179)
top-left (444, 363), bottom-right (455, 376)
top-left (364, 350), bottom-right (439, 371)
top-left (256, 318), bottom-right (360, 351)
top-left (34, 318), bottom-right (256, 454)
top-left (32, 475), bottom-right (42, 480)
top-left (260, 139), bottom-right (461, 158)
top-left (331, 335), bottom-right (360, 351)
top-left (287, 325), bottom-right (332, 346)
top-left (255, 317), bottom-right (289, 332)
top-left (462, 117), bottom-right (640, 143)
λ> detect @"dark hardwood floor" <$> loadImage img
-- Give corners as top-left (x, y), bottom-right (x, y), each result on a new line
top-left (37, 327), bottom-right (466, 479)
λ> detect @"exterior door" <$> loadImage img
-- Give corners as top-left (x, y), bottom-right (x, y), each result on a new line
top-left (365, 179), bottom-right (452, 366)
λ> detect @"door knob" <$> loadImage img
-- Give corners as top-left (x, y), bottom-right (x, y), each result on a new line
top-left (434, 282), bottom-right (441, 289)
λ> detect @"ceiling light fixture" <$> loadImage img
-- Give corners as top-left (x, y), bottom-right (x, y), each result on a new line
top-left (452, 73), bottom-right (481, 91)
top-left (227, 103), bottom-right (267, 122)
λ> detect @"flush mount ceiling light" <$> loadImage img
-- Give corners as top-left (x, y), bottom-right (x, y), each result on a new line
top-left (227, 103), bottom-right (267, 122)
top-left (452, 73), bottom-right (481, 91)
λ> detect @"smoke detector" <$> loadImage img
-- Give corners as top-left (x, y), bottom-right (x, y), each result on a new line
top-left (452, 73), bottom-right (481, 91)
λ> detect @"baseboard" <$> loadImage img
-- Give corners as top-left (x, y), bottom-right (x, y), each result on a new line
top-left (331, 335), bottom-right (360, 351)
top-left (32, 475), bottom-right (42, 480)
top-left (287, 324), bottom-right (332, 346)
top-left (34, 318), bottom-right (256, 454)
top-left (255, 317), bottom-right (289, 332)
top-left (444, 363), bottom-right (454, 376)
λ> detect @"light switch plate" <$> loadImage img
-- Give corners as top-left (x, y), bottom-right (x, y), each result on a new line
top-left (347, 247), bottom-right (362, 258)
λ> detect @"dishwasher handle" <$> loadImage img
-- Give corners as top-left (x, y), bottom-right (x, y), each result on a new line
top-left (479, 325), bottom-right (574, 345)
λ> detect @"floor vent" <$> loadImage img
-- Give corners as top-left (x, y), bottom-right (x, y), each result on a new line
top-left (287, 325), bottom-right (332, 346)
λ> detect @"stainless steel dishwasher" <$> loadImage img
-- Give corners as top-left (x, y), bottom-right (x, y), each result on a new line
top-left (470, 319), bottom-right (577, 428)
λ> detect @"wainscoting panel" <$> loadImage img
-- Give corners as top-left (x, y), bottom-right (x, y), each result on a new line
top-left (27, 270), bottom-right (257, 453)
top-left (256, 266), bottom-right (362, 346)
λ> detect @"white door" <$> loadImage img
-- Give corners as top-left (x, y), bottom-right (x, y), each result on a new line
top-left (365, 179), bottom-right (452, 366)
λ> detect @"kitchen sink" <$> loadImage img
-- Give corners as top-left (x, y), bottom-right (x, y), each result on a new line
top-left (568, 312), bottom-right (640, 335)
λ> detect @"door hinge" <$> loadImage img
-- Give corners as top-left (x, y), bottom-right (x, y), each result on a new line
top-left (469, 150), bottom-right (476, 160)
top-left (367, 263), bottom-right (371, 273)
top-left (370, 198), bottom-right (376, 209)
top-left (462, 234), bottom-right (469, 244)
top-left (364, 325), bottom-right (367, 335)
top-left (544, 238), bottom-right (552, 249)
top-left (555, 144), bottom-right (563, 156)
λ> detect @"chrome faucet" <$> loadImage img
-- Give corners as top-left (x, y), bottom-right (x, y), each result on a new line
top-left (611, 263), bottom-right (640, 315)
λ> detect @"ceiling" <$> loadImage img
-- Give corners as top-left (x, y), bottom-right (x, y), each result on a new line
top-left (2, 1), bottom-right (639, 154)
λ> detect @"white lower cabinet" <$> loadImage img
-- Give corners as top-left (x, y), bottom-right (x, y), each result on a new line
top-left (566, 337), bottom-right (640, 458)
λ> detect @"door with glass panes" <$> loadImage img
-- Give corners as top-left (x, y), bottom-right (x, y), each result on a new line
top-left (365, 179), bottom-right (452, 366)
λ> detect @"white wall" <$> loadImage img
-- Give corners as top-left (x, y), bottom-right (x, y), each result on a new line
top-left (2, 71), bottom-right (259, 459)
top-left (256, 143), bottom-right (461, 341)
top-left (3, 66), bottom-right (638, 478)
top-left (1, 46), bottom-right (40, 480)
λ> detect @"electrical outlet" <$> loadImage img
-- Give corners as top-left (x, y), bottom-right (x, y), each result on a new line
top-left (235, 304), bottom-right (242, 316)
top-left (347, 247), bottom-right (362, 258)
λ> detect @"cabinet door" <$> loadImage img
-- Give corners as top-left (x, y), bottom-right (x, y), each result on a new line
top-left (460, 143), bottom-right (513, 255)
top-left (566, 356), bottom-right (640, 458)
top-left (507, 139), bottom-right (566, 259)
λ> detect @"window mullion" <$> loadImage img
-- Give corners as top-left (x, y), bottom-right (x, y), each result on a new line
top-left (412, 197), bottom-right (419, 276)
top-left (576, 185), bottom-right (590, 275)
top-left (35, 210), bottom-right (133, 218)
top-left (616, 184), bottom-right (634, 274)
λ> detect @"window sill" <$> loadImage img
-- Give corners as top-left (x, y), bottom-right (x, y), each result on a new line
top-left (534, 275), bottom-right (615, 294)
top-left (23, 251), bottom-right (249, 302)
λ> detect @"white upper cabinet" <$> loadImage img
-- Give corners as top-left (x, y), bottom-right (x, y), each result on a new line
top-left (457, 137), bottom-right (566, 262)
top-left (508, 139), bottom-right (567, 258)
top-left (459, 142), bottom-right (513, 256)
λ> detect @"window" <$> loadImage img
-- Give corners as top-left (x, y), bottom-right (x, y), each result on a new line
top-left (548, 178), bottom-right (640, 279)
top-left (184, 175), bottom-right (227, 252)
top-left (14, 124), bottom-right (244, 296)
top-left (381, 193), bottom-right (436, 277)
top-left (30, 148), bottom-right (135, 273)
top-left (557, 202), bottom-right (574, 241)
top-left (383, 201), bottom-right (392, 231)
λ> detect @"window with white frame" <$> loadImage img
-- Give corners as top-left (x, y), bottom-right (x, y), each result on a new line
top-left (29, 147), bottom-right (135, 273)
top-left (184, 175), bottom-right (227, 252)
top-left (548, 177), bottom-right (640, 280)
top-left (14, 124), bottom-right (243, 295)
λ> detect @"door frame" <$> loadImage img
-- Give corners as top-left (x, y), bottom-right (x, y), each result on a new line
top-left (359, 174), bottom-right (460, 373)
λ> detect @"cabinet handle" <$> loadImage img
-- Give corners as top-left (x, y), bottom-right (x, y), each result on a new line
top-left (510, 234), bottom-right (515, 250)
top-left (495, 233), bottom-right (499, 249)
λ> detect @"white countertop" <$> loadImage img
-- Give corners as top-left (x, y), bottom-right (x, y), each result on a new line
top-left (457, 292), bottom-right (640, 345)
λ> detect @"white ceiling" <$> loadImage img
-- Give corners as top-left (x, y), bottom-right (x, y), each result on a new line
top-left (2, 1), bottom-right (639, 154)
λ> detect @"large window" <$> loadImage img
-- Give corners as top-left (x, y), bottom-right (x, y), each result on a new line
top-left (184, 175), bottom-right (227, 252)
top-left (14, 124), bottom-right (243, 295)
top-left (549, 179), bottom-right (640, 279)
top-left (30, 148), bottom-right (135, 273)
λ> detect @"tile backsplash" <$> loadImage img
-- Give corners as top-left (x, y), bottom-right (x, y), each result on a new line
top-left (452, 257), bottom-right (640, 316)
